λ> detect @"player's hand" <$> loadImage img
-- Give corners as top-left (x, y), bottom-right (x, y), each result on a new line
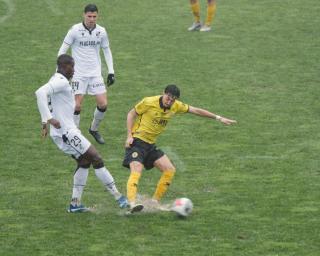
top-left (125, 135), bottom-right (134, 148)
top-left (41, 123), bottom-right (48, 138)
top-left (218, 116), bottom-right (237, 125)
top-left (48, 118), bottom-right (61, 129)
top-left (107, 73), bottom-right (115, 86)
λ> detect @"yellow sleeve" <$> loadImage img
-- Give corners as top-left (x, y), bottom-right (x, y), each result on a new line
top-left (175, 100), bottom-right (189, 113)
top-left (134, 98), bottom-right (149, 114)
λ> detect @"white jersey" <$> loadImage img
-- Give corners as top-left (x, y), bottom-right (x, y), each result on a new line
top-left (35, 73), bottom-right (77, 137)
top-left (63, 22), bottom-right (110, 77)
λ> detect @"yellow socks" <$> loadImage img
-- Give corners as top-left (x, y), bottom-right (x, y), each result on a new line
top-left (153, 170), bottom-right (175, 201)
top-left (127, 171), bottom-right (141, 203)
top-left (191, 2), bottom-right (201, 23)
top-left (127, 170), bottom-right (175, 204)
top-left (205, 3), bottom-right (217, 26)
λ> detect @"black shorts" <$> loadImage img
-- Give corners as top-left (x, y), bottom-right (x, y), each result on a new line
top-left (122, 138), bottom-right (164, 170)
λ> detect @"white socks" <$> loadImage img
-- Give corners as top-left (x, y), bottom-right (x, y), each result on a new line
top-left (71, 166), bottom-right (121, 205)
top-left (95, 167), bottom-right (121, 200)
top-left (90, 107), bottom-right (106, 131)
top-left (71, 167), bottom-right (89, 205)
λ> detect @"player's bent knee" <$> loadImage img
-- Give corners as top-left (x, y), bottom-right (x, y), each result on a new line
top-left (166, 158), bottom-right (176, 171)
top-left (74, 105), bottom-right (81, 113)
top-left (129, 161), bottom-right (144, 172)
top-left (76, 155), bottom-right (91, 168)
top-left (155, 157), bottom-right (176, 172)
top-left (91, 153), bottom-right (104, 169)
top-left (97, 105), bottom-right (107, 112)
top-left (164, 165), bottom-right (176, 173)
top-left (78, 162), bottom-right (91, 169)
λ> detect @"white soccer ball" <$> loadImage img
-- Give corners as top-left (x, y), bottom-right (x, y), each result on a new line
top-left (171, 198), bottom-right (193, 217)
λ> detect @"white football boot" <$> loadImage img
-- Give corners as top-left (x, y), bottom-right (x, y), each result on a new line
top-left (200, 25), bottom-right (211, 32)
top-left (188, 22), bottom-right (202, 31)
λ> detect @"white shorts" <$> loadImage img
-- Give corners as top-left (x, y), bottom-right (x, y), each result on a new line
top-left (51, 129), bottom-right (91, 159)
top-left (71, 76), bottom-right (106, 95)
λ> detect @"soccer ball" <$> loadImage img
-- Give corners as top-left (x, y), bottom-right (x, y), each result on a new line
top-left (171, 198), bottom-right (193, 217)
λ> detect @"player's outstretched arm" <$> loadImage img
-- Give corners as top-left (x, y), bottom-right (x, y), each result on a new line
top-left (188, 106), bottom-right (237, 125)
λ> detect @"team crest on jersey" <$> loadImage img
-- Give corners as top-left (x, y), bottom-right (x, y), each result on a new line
top-left (96, 31), bottom-right (101, 37)
top-left (132, 152), bottom-right (138, 158)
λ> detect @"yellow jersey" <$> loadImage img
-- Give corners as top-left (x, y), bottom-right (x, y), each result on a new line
top-left (132, 95), bottom-right (189, 144)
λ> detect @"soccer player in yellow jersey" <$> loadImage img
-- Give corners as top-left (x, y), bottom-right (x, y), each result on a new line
top-left (123, 84), bottom-right (236, 213)
top-left (188, 0), bottom-right (217, 32)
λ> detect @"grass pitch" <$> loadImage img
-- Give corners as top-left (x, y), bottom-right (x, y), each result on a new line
top-left (0, 0), bottom-right (319, 255)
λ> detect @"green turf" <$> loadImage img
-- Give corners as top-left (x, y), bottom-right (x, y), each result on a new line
top-left (1, 0), bottom-right (319, 255)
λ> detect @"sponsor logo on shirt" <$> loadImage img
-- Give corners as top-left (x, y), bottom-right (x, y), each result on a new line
top-left (79, 41), bottom-right (101, 46)
top-left (152, 119), bottom-right (168, 127)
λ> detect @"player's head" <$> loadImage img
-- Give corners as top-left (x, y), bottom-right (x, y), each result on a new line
top-left (57, 54), bottom-right (74, 79)
top-left (83, 4), bottom-right (98, 28)
top-left (162, 84), bottom-right (180, 108)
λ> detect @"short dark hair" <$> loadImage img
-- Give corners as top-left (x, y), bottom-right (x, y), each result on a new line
top-left (57, 54), bottom-right (74, 67)
top-left (84, 4), bottom-right (98, 13)
top-left (164, 84), bottom-right (180, 98)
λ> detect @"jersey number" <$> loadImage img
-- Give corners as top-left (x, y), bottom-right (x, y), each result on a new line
top-left (70, 136), bottom-right (81, 147)
top-left (71, 81), bottom-right (79, 91)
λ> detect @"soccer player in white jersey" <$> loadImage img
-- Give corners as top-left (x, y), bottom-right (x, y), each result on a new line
top-left (35, 54), bottom-right (127, 213)
top-left (58, 4), bottom-right (114, 144)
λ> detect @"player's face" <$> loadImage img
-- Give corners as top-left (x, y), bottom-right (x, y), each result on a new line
top-left (162, 93), bottom-right (177, 108)
top-left (84, 11), bottom-right (98, 28)
top-left (64, 61), bottom-right (75, 80)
